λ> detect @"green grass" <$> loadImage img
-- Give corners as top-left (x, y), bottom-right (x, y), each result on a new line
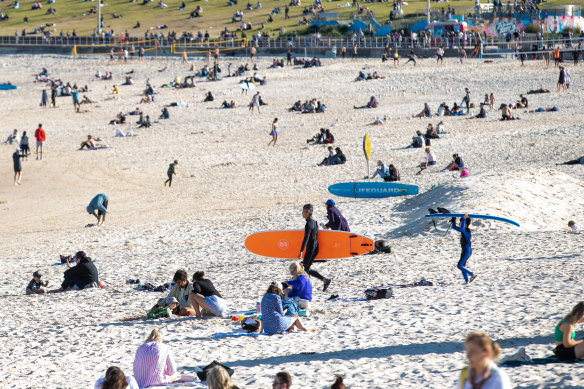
top-left (0, 0), bottom-right (577, 37)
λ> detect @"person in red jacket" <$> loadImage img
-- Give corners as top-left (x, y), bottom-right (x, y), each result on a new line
top-left (34, 123), bottom-right (46, 160)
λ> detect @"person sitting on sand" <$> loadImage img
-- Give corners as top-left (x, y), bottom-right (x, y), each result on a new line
top-left (4, 129), bottom-right (20, 144)
top-left (289, 100), bottom-right (302, 112)
top-left (515, 94), bottom-right (528, 109)
top-left (443, 154), bottom-right (464, 172)
top-left (307, 128), bottom-right (326, 144)
top-left (81, 95), bottom-right (97, 104)
top-left (26, 270), bottom-right (49, 295)
top-left (86, 193), bottom-right (108, 226)
top-left (160, 107), bottom-right (170, 119)
top-left (416, 147), bottom-right (436, 175)
top-left (458, 332), bottom-right (511, 388)
top-left (147, 296), bottom-right (179, 319)
top-left (323, 199), bottom-right (350, 232)
top-left (302, 99), bottom-right (316, 113)
top-left (450, 102), bottom-right (461, 115)
top-left (166, 270), bottom-right (195, 316)
top-left (283, 262), bottom-right (312, 309)
top-left (140, 95), bottom-right (152, 104)
top-left (500, 104), bottom-right (516, 121)
top-left (316, 101), bottom-right (326, 113)
top-left (408, 131), bottom-right (426, 149)
top-left (318, 146), bottom-right (335, 165)
top-left (470, 105), bottom-right (487, 119)
top-left (222, 100), bottom-right (236, 108)
top-left (355, 71), bottom-right (366, 81)
top-left (58, 251), bottom-right (99, 291)
top-left (324, 147), bottom-right (346, 165)
top-left (568, 220), bottom-right (580, 232)
top-left (188, 271), bottom-right (227, 318)
top-left (95, 366), bottom-right (139, 389)
top-left (416, 103), bottom-right (432, 118)
top-left (354, 96), bottom-right (378, 109)
top-left (425, 123), bottom-right (439, 139)
top-left (261, 283), bottom-right (308, 335)
top-left (204, 91), bottom-right (214, 102)
top-left (133, 329), bottom-right (194, 387)
top-left (79, 135), bottom-right (96, 150)
top-left (372, 161), bottom-right (399, 182)
top-left (331, 376), bottom-right (346, 389)
top-left (138, 115), bottom-right (151, 128)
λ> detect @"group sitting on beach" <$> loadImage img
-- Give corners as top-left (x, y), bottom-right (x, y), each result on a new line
top-left (354, 71), bottom-right (384, 81)
top-left (318, 146), bottom-right (346, 166)
top-left (307, 128), bottom-right (334, 144)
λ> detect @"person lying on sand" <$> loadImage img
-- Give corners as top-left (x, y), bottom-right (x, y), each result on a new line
top-left (221, 100), bottom-right (236, 108)
top-left (557, 156), bottom-right (584, 166)
top-left (81, 95), bottom-right (97, 104)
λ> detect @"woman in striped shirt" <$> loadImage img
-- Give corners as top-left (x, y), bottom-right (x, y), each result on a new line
top-left (133, 329), bottom-right (194, 388)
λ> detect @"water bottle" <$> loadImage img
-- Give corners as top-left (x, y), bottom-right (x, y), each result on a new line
top-left (256, 302), bottom-right (261, 314)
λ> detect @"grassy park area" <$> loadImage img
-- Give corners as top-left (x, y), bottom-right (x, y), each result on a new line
top-left (0, 0), bottom-right (578, 37)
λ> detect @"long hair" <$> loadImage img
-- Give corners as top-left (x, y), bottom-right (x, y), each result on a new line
top-left (265, 284), bottom-right (282, 296)
top-left (465, 332), bottom-right (501, 360)
top-left (207, 366), bottom-right (233, 389)
top-left (101, 366), bottom-right (128, 389)
top-left (566, 301), bottom-right (584, 322)
top-left (331, 375), bottom-right (346, 389)
top-left (145, 328), bottom-right (164, 343)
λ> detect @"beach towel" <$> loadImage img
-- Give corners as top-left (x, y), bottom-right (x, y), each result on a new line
top-left (212, 330), bottom-right (266, 339)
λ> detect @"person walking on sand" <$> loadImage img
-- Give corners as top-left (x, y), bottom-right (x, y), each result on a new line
top-left (86, 193), bottom-right (109, 226)
top-left (34, 123), bottom-right (45, 160)
top-left (164, 160), bottom-right (178, 187)
top-left (452, 214), bottom-right (476, 285)
top-left (250, 46), bottom-right (257, 63)
top-left (251, 92), bottom-right (261, 114)
top-left (298, 204), bottom-right (332, 292)
top-left (268, 118), bottom-right (278, 146)
top-left (12, 148), bottom-right (27, 186)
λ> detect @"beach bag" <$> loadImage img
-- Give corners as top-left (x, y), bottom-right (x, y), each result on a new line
top-left (241, 317), bottom-right (261, 333)
top-left (365, 288), bottom-right (393, 300)
top-left (147, 306), bottom-right (171, 319)
top-left (197, 361), bottom-right (234, 381)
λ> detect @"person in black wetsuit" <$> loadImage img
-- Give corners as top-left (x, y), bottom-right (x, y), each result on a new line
top-left (451, 215), bottom-right (476, 285)
top-left (297, 204), bottom-right (332, 292)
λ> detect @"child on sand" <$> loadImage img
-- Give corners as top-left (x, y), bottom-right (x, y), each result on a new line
top-left (458, 332), bottom-right (511, 388)
top-left (568, 221), bottom-right (580, 232)
top-left (554, 302), bottom-right (584, 361)
top-left (26, 271), bottom-right (49, 295)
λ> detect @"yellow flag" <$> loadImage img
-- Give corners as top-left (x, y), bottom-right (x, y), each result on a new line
top-left (363, 133), bottom-right (371, 161)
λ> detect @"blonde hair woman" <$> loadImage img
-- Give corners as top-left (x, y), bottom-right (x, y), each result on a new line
top-left (283, 262), bottom-right (312, 309)
top-left (207, 366), bottom-right (239, 389)
top-left (458, 332), bottom-right (511, 389)
top-left (133, 329), bottom-right (194, 388)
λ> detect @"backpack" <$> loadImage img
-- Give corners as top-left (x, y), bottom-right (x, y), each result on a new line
top-left (147, 306), bottom-right (171, 319)
top-left (364, 287), bottom-right (393, 300)
top-left (241, 317), bottom-right (261, 333)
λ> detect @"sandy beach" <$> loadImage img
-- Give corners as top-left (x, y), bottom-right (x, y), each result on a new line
top-left (1, 53), bottom-right (584, 388)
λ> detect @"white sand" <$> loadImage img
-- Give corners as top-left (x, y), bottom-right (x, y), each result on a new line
top-left (1, 54), bottom-right (584, 388)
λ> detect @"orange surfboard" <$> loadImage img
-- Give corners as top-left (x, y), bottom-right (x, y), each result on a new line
top-left (244, 230), bottom-right (374, 259)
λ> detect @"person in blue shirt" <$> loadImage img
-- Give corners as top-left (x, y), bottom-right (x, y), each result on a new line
top-left (452, 214), bottom-right (477, 284)
top-left (322, 199), bottom-right (350, 232)
top-left (370, 160), bottom-right (400, 182)
top-left (87, 193), bottom-right (109, 226)
top-left (283, 262), bottom-right (312, 305)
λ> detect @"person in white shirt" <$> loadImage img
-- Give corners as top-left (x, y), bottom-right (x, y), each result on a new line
top-left (4, 129), bottom-right (20, 144)
top-left (416, 147), bottom-right (436, 175)
top-left (457, 332), bottom-right (512, 389)
top-left (94, 366), bottom-right (139, 389)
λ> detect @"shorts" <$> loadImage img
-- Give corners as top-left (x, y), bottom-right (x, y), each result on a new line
top-left (36, 141), bottom-right (44, 147)
top-left (21, 144), bottom-right (30, 153)
top-left (553, 344), bottom-right (577, 361)
top-left (205, 295), bottom-right (227, 316)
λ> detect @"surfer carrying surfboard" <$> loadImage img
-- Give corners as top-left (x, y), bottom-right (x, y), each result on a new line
top-left (452, 215), bottom-right (477, 285)
top-left (298, 204), bottom-right (332, 292)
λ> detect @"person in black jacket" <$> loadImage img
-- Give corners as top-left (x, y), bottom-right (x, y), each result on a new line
top-left (189, 271), bottom-right (227, 318)
top-left (297, 204), bottom-right (331, 292)
top-left (59, 251), bottom-right (99, 291)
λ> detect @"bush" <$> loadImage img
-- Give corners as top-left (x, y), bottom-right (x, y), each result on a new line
top-left (525, 23), bottom-right (540, 34)
top-left (298, 24), bottom-right (350, 36)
